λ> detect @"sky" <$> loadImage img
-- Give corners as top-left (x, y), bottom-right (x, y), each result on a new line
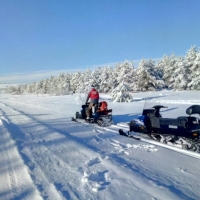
top-left (0, 89), bottom-right (200, 199)
top-left (1, 0), bottom-right (200, 83)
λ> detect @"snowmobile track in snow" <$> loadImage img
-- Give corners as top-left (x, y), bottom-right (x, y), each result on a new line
top-left (0, 102), bottom-right (80, 200)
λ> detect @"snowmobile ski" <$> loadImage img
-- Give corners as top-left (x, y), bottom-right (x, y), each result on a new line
top-left (119, 129), bottom-right (141, 140)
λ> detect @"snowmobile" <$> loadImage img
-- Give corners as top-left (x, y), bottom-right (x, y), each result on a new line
top-left (119, 104), bottom-right (200, 152)
top-left (72, 101), bottom-right (113, 126)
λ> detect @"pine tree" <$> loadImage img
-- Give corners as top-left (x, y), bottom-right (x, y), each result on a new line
top-left (6, 45), bottom-right (200, 95)
top-left (111, 82), bottom-right (133, 102)
top-left (157, 54), bottom-right (178, 88)
top-left (187, 47), bottom-right (200, 90)
top-left (99, 66), bottom-right (113, 93)
top-left (137, 59), bottom-right (165, 91)
top-left (170, 57), bottom-right (188, 90)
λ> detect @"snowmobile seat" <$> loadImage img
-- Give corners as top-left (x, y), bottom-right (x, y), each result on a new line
top-left (176, 116), bottom-right (198, 128)
top-left (160, 118), bottom-right (178, 126)
top-left (187, 116), bottom-right (199, 126)
top-left (186, 105), bottom-right (200, 116)
top-left (177, 116), bottom-right (188, 128)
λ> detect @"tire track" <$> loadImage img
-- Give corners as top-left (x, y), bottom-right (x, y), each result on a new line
top-left (0, 102), bottom-right (66, 200)
top-left (0, 115), bottom-right (43, 200)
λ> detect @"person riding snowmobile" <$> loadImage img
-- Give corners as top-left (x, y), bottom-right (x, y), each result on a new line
top-left (85, 85), bottom-right (99, 119)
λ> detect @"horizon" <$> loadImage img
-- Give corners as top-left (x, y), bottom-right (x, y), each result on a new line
top-left (0, 58), bottom-right (144, 84)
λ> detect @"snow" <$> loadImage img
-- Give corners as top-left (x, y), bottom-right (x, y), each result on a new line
top-left (0, 89), bottom-right (200, 200)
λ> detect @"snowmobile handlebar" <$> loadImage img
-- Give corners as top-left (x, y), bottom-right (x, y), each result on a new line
top-left (152, 105), bottom-right (168, 117)
top-left (152, 105), bottom-right (168, 109)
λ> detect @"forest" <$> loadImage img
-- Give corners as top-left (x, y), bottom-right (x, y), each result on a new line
top-left (6, 46), bottom-right (200, 96)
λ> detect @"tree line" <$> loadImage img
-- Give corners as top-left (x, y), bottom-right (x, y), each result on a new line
top-left (6, 45), bottom-right (200, 95)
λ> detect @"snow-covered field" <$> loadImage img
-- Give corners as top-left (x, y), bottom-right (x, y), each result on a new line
top-left (0, 89), bottom-right (200, 200)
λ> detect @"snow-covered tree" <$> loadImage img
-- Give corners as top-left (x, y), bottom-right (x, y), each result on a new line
top-left (182, 46), bottom-right (200, 90)
top-left (5, 86), bottom-right (20, 94)
top-left (6, 45), bottom-right (200, 95)
top-left (98, 66), bottom-right (113, 93)
top-left (70, 72), bottom-right (83, 93)
top-left (137, 59), bottom-right (165, 91)
top-left (157, 54), bottom-right (178, 88)
top-left (108, 60), bottom-right (137, 92)
top-left (169, 57), bottom-right (188, 90)
top-left (111, 82), bottom-right (133, 102)
top-left (52, 73), bottom-right (71, 95)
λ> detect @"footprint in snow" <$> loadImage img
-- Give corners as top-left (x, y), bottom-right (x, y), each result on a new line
top-left (110, 139), bottom-right (130, 155)
top-left (110, 139), bottom-right (158, 153)
top-left (82, 170), bottom-right (110, 192)
top-left (141, 144), bottom-right (158, 152)
top-left (87, 157), bottom-right (102, 167)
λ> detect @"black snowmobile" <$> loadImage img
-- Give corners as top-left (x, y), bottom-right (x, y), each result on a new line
top-left (72, 101), bottom-right (113, 126)
top-left (119, 104), bottom-right (200, 152)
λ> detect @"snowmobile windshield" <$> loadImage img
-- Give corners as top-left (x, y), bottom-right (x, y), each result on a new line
top-left (142, 97), bottom-right (164, 118)
top-left (143, 97), bottom-right (161, 110)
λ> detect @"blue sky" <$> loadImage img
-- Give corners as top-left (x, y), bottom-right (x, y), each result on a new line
top-left (1, 0), bottom-right (200, 83)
